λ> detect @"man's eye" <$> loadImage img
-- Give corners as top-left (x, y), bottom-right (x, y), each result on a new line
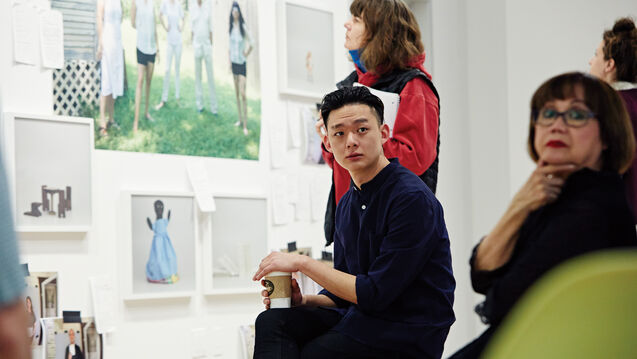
top-left (334, 132), bottom-right (343, 137)
top-left (358, 128), bottom-right (368, 133)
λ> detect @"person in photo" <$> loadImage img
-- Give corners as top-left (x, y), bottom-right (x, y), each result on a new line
top-left (229, 1), bottom-right (253, 135)
top-left (65, 330), bottom-right (84, 359)
top-left (25, 296), bottom-right (41, 345)
top-left (96, 0), bottom-right (124, 137)
top-left (155, 0), bottom-right (184, 111)
top-left (191, 0), bottom-right (218, 114)
top-left (131, 0), bottom-right (159, 133)
top-left (253, 86), bottom-right (455, 359)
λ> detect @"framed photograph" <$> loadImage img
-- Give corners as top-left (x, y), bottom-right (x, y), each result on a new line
top-left (277, 0), bottom-right (335, 99)
top-left (42, 317), bottom-right (103, 359)
top-left (1, 112), bottom-right (93, 232)
top-left (121, 191), bottom-right (198, 300)
top-left (204, 194), bottom-right (268, 294)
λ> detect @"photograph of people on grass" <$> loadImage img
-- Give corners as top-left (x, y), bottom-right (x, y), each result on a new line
top-left (94, 0), bottom-right (260, 160)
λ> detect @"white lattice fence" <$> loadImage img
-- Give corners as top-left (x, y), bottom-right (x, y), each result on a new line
top-left (53, 59), bottom-right (100, 116)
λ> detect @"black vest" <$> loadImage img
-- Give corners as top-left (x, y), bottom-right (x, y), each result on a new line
top-left (324, 68), bottom-right (441, 246)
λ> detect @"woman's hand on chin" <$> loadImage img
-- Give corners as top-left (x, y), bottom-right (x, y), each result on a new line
top-left (510, 160), bottom-right (577, 214)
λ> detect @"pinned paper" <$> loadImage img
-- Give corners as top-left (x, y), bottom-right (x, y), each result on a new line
top-left (12, 3), bottom-right (38, 65)
top-left (271, 174), bottom-right (291, 225)
top-left (286, 102), bottom-right (301, 149)
top-left (39, 9), bottom-right (64, 69)
top-left (89, 276), bottom-right (116, 333)
top-left (186, 161), bottom-right (216, 212)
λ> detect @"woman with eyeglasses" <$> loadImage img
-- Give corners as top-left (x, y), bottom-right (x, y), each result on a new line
top-left (589, 17), bottom-right (637, 222)
top-left (449, 72), bottom-right (637, 358)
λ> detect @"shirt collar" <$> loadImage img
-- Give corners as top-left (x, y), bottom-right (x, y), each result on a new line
top-left (351, 158), bottom-right (399, 196)
top-left (612, 81), bottom-right (637, 91)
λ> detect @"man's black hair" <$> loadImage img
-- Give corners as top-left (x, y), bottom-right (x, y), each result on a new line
top-left (320, 86), bottom-right (384, 128)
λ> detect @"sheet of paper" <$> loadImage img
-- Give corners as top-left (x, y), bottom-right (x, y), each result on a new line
top-left (286, 102), bottom-right (301, 149)
top-left (310, 176), bottom-right (326, 222)
top-left (287, 172), bottom-right (299, 204)
top-left (12, 3), bottom-right (38, 65)
top-left (271, 174), bottom-right (290, 225)
top-left (294, 174), bottom-right (311, 222)
top-left (89, 276), bottom-right (117, 334)
top-left (39, 9), bottom-right (64, 69)
top-left (186, 161), bottom-right (216, 212)
top-left (354, 82), bottom-right (400, 135)
top-left (269, 109), bottom-right (287, 169)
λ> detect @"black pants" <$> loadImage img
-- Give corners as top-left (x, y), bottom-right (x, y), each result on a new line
top-left (254, 307), bottom-right (405, 359)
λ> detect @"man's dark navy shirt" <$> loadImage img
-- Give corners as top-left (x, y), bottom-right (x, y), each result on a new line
top-left (319, 159), bottom-right (455, 358)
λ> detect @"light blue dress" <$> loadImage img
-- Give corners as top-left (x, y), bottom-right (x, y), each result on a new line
top-left (145, 218), bottom-right (178, 283)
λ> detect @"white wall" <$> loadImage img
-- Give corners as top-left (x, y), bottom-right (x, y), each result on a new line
top-left (3, 0), bottom-right (637, 358)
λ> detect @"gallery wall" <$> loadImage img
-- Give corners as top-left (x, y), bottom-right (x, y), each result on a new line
top-left (2, 0), bottom-right (637, 358)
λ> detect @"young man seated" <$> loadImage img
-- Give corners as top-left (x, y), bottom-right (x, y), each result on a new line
top-left (252, 86), bottom-right (455, 359)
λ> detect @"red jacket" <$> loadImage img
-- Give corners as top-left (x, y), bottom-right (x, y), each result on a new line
top-left (322, 53), bottom-right (439, 204)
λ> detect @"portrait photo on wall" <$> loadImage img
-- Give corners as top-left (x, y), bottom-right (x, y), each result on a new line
top-left (129, 194), bottom-right (196, 297)
top-left (51, 0), bottom-right (261, 160)
top-left (42, 317), bottom-right (103, 359)
top-left (24, 271), bottom-right (59, 324)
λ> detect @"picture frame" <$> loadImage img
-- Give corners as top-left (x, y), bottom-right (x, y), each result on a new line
top-left (1, 112), bottom-right (94, 233)
top-left (203, 193), bottom-right (269, 295)
top-left (276, 0), bottom-right (336, 99)
top-left (41, 317), bottom-right (103, 359)
top-left (120, 191), bottom-right (199, 301)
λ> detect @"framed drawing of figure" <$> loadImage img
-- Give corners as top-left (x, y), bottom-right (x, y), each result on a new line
top-left (120, 191), bottom-right (198, 300)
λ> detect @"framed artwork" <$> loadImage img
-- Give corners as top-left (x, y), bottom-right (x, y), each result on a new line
top-left (277, 0), bottom-right (335, 99)
top-left (41, 317), bottom-right (103, 359)
top-left (120, 191), bottom-right (198, 300)
top-left (1, 112), bottom-right (93, 232)
top-left (203, 194), bottom-right (268, 294)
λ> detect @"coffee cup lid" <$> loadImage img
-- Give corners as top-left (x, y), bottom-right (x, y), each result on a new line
top-left (266, 271), bottom-right (292, 277)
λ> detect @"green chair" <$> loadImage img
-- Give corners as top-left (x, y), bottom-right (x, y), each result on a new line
top-left (482, 249), bottom-right (637, 359)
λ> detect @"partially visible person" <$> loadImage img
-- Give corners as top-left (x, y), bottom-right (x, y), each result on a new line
top-left (229, 1), bottom-right (253, 136)
top-left (589, 17), bottom-right (637, 222)
top-left (191, 0), bottom-right (218, 114)
top-left (253, 87), bottom-right (455, 359)
top-left (0, 154), bottom-right (31, 359)
top-left (131, 0), bottom-right (159, 133)
top-left (450, 72), bottom-right (637, 358)
top-left (64, 330), bottom-right (84, 359)
top-left (25, 296), bottom-right (40, 345)
top-left (96, 0), bottom-right (124, 138)
top-left (318, 0), bottom-right (440, 247)
top-left (155, 0), bottom-right (184, 111)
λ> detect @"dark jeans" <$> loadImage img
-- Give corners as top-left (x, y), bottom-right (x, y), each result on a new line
top-left (254, 307), bottom-right (405, 359)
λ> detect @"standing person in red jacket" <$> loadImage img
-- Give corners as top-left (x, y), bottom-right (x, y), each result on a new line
top-left (589, 17), bottom-right (637, 222)
top-left (317, 0), bottom-right (441, 245)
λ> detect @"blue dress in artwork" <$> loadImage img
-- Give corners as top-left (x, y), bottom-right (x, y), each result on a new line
top-left (145, 218), bottom-right (179, 283)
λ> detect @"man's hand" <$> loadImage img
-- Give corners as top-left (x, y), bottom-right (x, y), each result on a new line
top-left (253, 252), bottom-right (304, 281)
top-left (261, 277), bottom-right (304, 310)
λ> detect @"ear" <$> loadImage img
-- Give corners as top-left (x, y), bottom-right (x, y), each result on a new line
top-left (380, 123), bottom-right (390, 145)
top-left (605, 58), bottom-right (616, 73)
top-left (322, 132), bottom-right (333, 153)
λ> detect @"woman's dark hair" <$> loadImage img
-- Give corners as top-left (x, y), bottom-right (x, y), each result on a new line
top-left (229, 1), bottom-right (245, 37)
top-left (320, 87), bottom-right (384, 128)
top-left (350, 0), bottom-right (424, 75)
top-left (602, 17), bottom-right (637, 82)
top-left (528, 72), bottom-right (635, 174)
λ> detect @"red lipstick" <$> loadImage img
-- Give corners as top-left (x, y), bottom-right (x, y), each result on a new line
top-left (546, 140), bottom-right (567, 148)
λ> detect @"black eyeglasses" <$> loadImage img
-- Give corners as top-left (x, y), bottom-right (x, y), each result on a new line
top-left (534, 108), bottom-right (597, 128)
